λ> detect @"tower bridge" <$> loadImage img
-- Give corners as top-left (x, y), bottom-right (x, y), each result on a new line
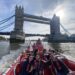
top-left (10, 6), bottom-right (61, 43)
top-left (0, 6), bottom-right (75, 43)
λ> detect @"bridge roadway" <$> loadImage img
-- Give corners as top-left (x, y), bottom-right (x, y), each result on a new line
top-left (0, 32), bottom-right (49, 37)
top-left (24, 13), bottom-right (50, 24)
top-left (48, 39), bottom-right (75, 43)
top-left (0, 32), bottom-right (75, 43)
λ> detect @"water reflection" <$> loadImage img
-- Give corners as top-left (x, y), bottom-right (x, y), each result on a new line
top-left (9, 43), bottom-right (21, 50)
top-left (0, 41), bottom-right (10, 58)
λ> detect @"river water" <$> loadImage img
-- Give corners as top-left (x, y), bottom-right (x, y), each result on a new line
top-left (0, 40), bottom-right (75, 73)
top-left (0, 40), bottom-right (75, 58)
top-left (0, 41), bottom-right (75, 58)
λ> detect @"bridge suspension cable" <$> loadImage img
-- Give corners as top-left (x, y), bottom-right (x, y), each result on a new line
top-left (0, 22), bottom-right (14, 31)
top-left (0, 15), bottom-right (14, 25)
top-left (60, 24), bottom-right (71, 35)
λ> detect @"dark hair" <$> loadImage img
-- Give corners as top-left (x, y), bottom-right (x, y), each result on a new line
top-left (46, 55), bottom-right (50, 60)
top-left (33, 49), bottom-right (38, 57)
top-left (43, 49), bottom-right (46, 53)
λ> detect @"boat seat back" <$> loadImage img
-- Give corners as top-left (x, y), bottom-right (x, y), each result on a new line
top-left (15, 63), bottom-right (22, 75)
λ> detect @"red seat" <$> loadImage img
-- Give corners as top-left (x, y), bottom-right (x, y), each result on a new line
top-left (15, 63), bottom-right (22, 75)
top-left (6, 68), bottom-right (14, 75)
top-left (64, 59), bottom-right (75, 71)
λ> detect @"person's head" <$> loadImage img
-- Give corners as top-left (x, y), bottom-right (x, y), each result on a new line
top-left (37, 38), bottom-right (41, 44)
top-left (43, 49), bottom-right (46, 54)
top-left (38, 38), bottom-right (41, 41)
top-left (36, 55), bottom-right (40, 61)
top-left (33, 43), bottom-right (36, 45)
top-left (29, 55), bottom-right (34, 62)
top-left (27, 46), bottom-right (30, 49)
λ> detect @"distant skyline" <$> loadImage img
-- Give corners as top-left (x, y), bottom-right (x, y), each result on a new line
top-left (0, 0), bottom-right (75, 38)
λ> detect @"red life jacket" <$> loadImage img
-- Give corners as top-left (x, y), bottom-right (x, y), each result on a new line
top-left (44, 64), bottom-right (56, 75)
top-left (36, 43), bottom-right (44, 52)
top-left (0, 72), bottom-right (2, 75)
top-left (43, 59), bottom-right (56, 75)
top-left (15, 63), bottom-right (22, 75)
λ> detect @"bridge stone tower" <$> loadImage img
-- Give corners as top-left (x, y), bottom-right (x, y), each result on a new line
top-left (10, 6), bottom-right (25, 43)
top-left (50, 14), bottom-right (60, 40)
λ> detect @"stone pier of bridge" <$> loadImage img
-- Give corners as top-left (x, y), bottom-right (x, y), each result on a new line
top-left (10, 6), bottom-right (25, 43)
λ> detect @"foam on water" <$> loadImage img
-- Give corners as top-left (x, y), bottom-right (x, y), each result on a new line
top-left (62, 54), bottom-right (75, 61)
top-left (0, 43), bottom-right (27, 73)
top-left (0, 49), bottom-right (20, 73)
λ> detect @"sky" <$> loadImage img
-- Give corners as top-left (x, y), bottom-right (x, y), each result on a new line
top-left (0, 0), bottom-right (75, 39)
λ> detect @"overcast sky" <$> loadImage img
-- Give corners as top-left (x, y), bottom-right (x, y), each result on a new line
top-left (0, 0), bottom-right (75, 37)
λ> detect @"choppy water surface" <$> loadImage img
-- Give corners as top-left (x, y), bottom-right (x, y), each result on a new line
top-left (0, 41), bottom-right (9, 58)
top-left (0, 41), bottom-right (75, 58)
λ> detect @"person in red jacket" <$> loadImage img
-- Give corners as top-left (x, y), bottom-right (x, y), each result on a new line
top-left (36, 39), bottom-right (44, 52)
top-left (42, 54), bottom-right (57, 75)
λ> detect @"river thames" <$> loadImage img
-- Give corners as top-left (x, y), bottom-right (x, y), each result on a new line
top-left (0, 40), bottom-right (75, 58)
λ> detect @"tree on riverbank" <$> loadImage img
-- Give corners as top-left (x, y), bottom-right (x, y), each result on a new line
top-left (0, 36), bottom-right (6, 40)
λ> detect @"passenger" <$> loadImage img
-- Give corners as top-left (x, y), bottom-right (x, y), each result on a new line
top-left (19, 56), bottom-right (29, 75)
top-left (34, 55), bottom-right (41, 75)
top-left (26, 55), bottom-right (36, 75)
top-left (20, 52), bottom-right (26, 62)
top-left (43, 49), bottom-right (47, 55)
top-left (20, 54), bottom-right (34, 75)
top-left (53, 58), bottom-right (69, 75)
top-left (20, 46), bottom-right (69, 75)
top-left (42, 54), bottom-right (57, 75)
top-left (36, 38), bottom-right (41, 44)
top-left (33, 49), bottom-right (38, 57)
top-left (32, 43), bottom-right (36, 50)
top-left (39, 50), bottom-right (43, 59)
top-left (36, 39), bottom-right (44, 52)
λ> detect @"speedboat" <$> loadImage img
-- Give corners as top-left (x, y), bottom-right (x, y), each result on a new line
top-left (2, 39), bottom-right (75, 75)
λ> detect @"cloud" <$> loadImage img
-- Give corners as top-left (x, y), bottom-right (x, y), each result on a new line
top-left (24, 22), bottom-right (50, 34)
top-left (0, 1), bottom-right (10, 18)
top-left (0, 0), bottom-right (75, 37)
top-left (23, 0), bottom-right (75, 35)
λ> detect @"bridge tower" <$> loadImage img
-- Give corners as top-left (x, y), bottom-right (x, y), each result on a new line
top-left (10, 6), bottom-right (25, 43)
top-left (50, 14), bottom-right (60, 40)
